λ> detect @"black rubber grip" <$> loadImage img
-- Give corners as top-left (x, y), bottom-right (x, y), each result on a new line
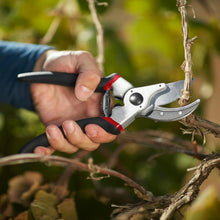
top-left (19, 117), bottom-right (121, 153)
top-left (17, 71), bottom-right (117, 93)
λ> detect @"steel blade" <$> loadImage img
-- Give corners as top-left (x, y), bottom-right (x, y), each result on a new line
top-left (153, 80), bottom-right (185, 106)
top-left (146, 99), bottom-right (200, 121)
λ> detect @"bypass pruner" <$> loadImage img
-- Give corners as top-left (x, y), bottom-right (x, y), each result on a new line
top-left (17, 71), bottom-right (200, 153)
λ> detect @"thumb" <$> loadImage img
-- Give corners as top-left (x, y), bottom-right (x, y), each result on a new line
top-left (75, 72), bottom-right (100, 101)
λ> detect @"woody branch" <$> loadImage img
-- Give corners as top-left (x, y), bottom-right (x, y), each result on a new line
top-left (177, 0), bottom-right (197, 106)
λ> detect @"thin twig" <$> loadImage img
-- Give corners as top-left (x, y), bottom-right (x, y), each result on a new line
top-left (177, 0), bottom-right (197, 106)
top-left (87, 0), bottom-right (105, 71)
top-left (40, 0), bottom-right (81, 44)
top-left (40, 0), bottom-right (65, 44)
top-left (107, 144), bottom-right (127, 168)
top-left (181, 114), bottom-right (220, 142)
top-left (117, 130), bottom-right (208, 160)
top-left (54, 151), bottom-right (90, 200)
top-left (41, 16), bottom-right (62, 45)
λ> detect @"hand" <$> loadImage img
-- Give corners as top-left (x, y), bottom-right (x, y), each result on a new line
top-left (31, 50), bottom-right (116, 155)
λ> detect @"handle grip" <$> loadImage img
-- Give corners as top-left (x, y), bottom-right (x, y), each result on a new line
top-left (19, 117), bottom-right (122, 153)
top-left (17, 71), bottom-right (120, 93)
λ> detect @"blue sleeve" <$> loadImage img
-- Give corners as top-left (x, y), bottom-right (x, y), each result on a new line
top-left (0, 41), bottom-right (53, 111)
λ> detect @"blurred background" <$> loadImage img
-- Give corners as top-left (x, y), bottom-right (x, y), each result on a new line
top-left (0, 0), bottom-right (220, 219)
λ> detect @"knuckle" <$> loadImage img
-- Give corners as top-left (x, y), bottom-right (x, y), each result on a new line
top-left (80, 51), bottom-right (94, 59)
top-left (75, 50), bottom-right (94, 60)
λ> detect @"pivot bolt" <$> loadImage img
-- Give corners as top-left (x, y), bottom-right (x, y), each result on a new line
top-left (129, 93), bottom-right (143, 106)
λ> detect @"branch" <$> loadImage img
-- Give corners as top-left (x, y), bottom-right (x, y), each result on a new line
top-left (181, 114), bottom-right (220, 142)
top-left (111, 154), bottom-right (220, 220)
top-left (160, 154), bottom-right (220, 220)
top-left (117, 130), bottom-right (208, 160)
top-left (40, 0), bottom-right (65, 44)
top-left (40, 17), bottom-right (62, 45)
top-left (87, 0), bottom-right (105, 71)
top-left (54, 151), bottom-right (90, 200)
top-left (0, 154), bottom-right (152, 200)
top-left (176, 0), bottom-right (197, 106)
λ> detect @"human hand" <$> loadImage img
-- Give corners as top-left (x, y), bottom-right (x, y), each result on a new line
top-left (31, 50), bottom-right (116, 155)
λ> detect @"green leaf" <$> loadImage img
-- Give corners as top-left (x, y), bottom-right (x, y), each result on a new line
top-left (30, 190), bottom-right (59, 220)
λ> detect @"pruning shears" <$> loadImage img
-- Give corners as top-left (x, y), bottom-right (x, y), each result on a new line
top-left (17, 71), bottom-right (200, 153)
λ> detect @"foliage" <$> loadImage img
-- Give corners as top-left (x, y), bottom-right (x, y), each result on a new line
top-left (0, 0), bottom-right (220, 219)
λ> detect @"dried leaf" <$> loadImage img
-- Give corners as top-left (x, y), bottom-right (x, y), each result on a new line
top-left (57, 198), bottom-right (78, 220)
top-left (30, 190), bottom-right (59, 220)
top-left (8, 172), bottom-right (43, 206)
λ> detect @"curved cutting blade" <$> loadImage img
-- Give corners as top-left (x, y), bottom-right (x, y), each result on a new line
top-left (146, 99), bottom-right (200, 121)
top-left (153, 79), bottom-right (193, 106)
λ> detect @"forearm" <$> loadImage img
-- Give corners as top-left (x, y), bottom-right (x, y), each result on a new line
top-left (0, 41), bottom-right (53, 110)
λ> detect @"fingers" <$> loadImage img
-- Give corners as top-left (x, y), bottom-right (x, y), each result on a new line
top-left (62, 120), bottom-right (99, 152)
top-left (34, 146), bottom-right (55, 155)
top-left (85, 124), bottom-right (117, 143)
top-left (35, 120), bottom-right (116, 155)
top-left (32, 50), bottom-right (108, 156)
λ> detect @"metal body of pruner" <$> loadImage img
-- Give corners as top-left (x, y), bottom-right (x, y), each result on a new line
top-left (17, 71), bottom-right (200, 153)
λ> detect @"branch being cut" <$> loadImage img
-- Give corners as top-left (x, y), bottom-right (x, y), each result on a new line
top-left (175, 1), bottom-right (220, 142)
top-left (87, 0), bottom-right (105, 71)
top-left (177, 0), bottom-right (197, 106)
